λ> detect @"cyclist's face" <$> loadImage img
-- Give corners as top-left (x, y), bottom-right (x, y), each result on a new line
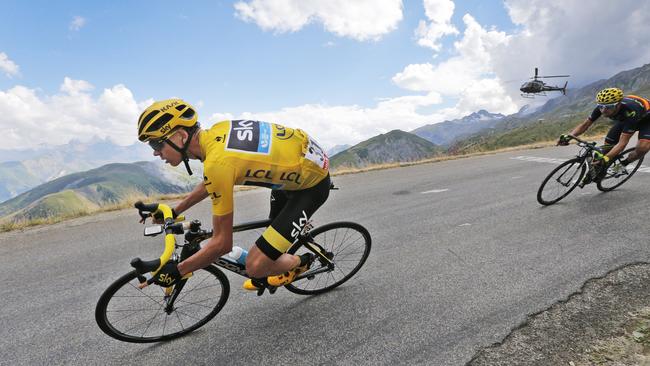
top-left (152, 132), bottom-right (182, 166)
top-left (599, 103), bottom-right (620, 117)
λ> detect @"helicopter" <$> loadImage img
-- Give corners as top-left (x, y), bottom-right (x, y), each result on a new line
top-left (520, 67), bottom-right (570, 98)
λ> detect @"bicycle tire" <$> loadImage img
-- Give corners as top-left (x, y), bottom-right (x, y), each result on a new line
top-left (95, 265), bottom-right (229, 343)
top-left (285, 221), bottom-right (371, 295)
top-left (537, 157), bottom-right (586, 206)
top-left (597, 148), bottom-right (644, 192)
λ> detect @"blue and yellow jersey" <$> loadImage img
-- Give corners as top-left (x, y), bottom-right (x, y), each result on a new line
top-left (589, 95), bottom-right (650, 133)
top-left (199, 120), bottom-right (329, 216)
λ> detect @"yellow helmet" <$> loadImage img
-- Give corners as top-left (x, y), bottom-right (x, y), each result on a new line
top-left (137, 99), bottom-right (198, 142)
top-left (596, 88), bottom-right (623, 105)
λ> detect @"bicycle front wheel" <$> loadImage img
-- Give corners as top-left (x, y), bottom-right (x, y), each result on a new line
top-left (597, 148), bottom-right (644, 192)
top-left (537, 158), bottom-right (586, 205)
top-left (95, 265), bottom-right (230, 343)
top-left (286, 222), bottom-right (371, 295)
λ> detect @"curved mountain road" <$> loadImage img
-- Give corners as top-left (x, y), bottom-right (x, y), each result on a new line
top-left (2, 144), bottom-right (650, 365)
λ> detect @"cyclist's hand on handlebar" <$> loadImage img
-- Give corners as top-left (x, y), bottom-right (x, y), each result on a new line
top-left (139, 206), bottom-right (178, 224)
top-left (148, 260), bottom-right (181, 288)
top-left (557, 134), bottom-right (571, 146)
top-left (151, 208), bottom-right (178, 224)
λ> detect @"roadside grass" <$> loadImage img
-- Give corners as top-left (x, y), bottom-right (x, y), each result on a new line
top-left (0, 134), bottom-right (605, 233)
top-left (571, 307), bottom-right (650, 365)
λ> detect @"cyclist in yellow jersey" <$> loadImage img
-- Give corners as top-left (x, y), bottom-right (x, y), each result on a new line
top-left (137, 99), bottom-right (330, 290)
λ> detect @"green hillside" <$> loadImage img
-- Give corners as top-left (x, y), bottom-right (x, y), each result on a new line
top-left (331, 129), bottom-right (445, 169)
top-left (0, 162), bottom-right (188, 222)
top-left (450, 63), bottom-right (650, 154)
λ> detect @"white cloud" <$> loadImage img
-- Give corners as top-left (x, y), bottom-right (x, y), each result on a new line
top-left (233, 0), bottom-right (403, 41)
top-left (0, 52), bottom-right (20, 78)
top-left (495, 0), bottom-right (650, 88)
top-left (69, 16), bottom-right (86, 31)
top-left (394, 14), bottom-right (516, 116)
top-left (415, 0), bottom-right (458, 51)
top-left (60, 77), bottom-right (93, 95)
top-left (0, 78), bottom-right (143, 149)
top-left (205, 91), bottom-right (454, 150)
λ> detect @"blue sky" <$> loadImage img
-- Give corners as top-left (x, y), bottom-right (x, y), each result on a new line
top-left (2, 0), bottom-right (650, 150)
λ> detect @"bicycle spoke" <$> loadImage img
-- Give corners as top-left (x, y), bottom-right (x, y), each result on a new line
top-left (174, 311), bottom-right (186, 333)
top-left (286, 222), bottom-right (370, 295)
top-left (175, 298), bottom-right (216, 310)
top-left (597, 149), bottom-right (643, 192)
top-left (538, 159), bottom-right (585, 205)
top-left (175, 272), bottom-right (213, 303)
top-left (96, 266), bottom-right (229, 342)
top-left (125, 282), bottom-right (165, 307)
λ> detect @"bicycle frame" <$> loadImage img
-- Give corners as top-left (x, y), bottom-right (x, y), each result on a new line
top-left (180, 217), bottom-right (334, 283)
top-left (568, 135), bottom-right (605, 182)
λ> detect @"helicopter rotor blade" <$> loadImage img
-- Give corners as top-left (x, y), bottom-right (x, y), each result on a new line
top-left (538, 75), bottom-right (570, 78)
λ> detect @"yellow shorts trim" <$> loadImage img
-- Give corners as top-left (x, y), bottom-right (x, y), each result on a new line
top-left (262, 225), bottom-right (292, 254)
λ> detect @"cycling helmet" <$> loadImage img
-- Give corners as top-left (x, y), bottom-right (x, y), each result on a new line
top-left (596, 88), bottom-right (623, 105)
top-left (137, 98), bottom-right (199, 175)
top-left (137, 99), bottom-right (197, 142)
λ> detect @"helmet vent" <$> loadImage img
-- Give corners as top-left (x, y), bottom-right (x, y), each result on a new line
top-left (146, 113), bottom-right (174, 132)
top-left (180, 108), bottom-right (195, 120)
top-left (175, 104), bottom-right (186, 111)
top-left (139, 110), bottom-right (160, 134)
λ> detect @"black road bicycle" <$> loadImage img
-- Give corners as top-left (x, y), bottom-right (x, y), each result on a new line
top-left (95, 200), bottom-right (371, 343)
top-left (537, 134), bottom-right (644, 205)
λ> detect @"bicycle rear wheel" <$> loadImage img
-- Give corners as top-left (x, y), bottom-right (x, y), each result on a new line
top-left (285, 222), bottom-right (371, 295)
top-left (95, 265), bottom-right (229, 343)
top-left (597, 148), bottom-right (644, 192)
top-left (537, 158), bottom-right (586, 205)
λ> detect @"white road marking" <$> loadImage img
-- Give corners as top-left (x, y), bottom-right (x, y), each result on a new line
top-left (458, 223), bottom-right (471, 227)
top-left (511, 176), bottom-right (523, 179)
top-left (421, 189), bottom-right (449, 194)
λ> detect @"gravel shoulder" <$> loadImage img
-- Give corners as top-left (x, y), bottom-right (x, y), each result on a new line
top-left (469, 263), bottom-right (650, 366)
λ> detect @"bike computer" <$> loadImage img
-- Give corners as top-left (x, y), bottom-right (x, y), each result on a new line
top-left (143, 225), bottom-right (163, 236)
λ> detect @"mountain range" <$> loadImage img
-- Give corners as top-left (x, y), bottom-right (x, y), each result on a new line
top-left (330, 130), bottom-right (445, 169)
top-left (0, 161), bottom-right (192, 223)
top-left (0, 138), bottom-right (153, 202)
top-left (411, 110), bottom-right (505, 146)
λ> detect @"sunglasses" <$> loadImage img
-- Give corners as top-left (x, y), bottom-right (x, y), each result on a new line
top-left (597, 103), bottom-right (618, 111)
top-left (148, 139), bottom-right (167, 151)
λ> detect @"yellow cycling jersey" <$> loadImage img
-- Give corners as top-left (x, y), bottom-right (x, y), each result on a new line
top-left (199, 120), bottom-right (329, 216)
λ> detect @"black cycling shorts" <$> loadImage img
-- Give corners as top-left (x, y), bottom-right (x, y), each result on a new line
top-left (605, 114), bottom-right (650, 144)
top-left (255, 175), bottom-right (330, 260)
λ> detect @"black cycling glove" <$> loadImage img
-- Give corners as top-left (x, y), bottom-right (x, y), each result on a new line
top-left (151, 260), bottom-right (181, 287)
top-left (152, 208), bottom-right (178, 222)
top-left (557, 134), bottom-right (571, 146)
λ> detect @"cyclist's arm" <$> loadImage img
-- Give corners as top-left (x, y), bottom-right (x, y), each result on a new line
top-left (177, 212), bottom-right (234, 276)
top-left (569, 117), bottom-right (594, 137)
top-left (174, 182), bottom-right (209, 215)
top-left (605, 132), bottom-right (633, 160)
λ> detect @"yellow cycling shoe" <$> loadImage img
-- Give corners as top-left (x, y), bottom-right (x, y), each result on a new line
top-left (243, 279), bottom-right (260, 291)
top-left (266, 253), bottom-right (313, 287)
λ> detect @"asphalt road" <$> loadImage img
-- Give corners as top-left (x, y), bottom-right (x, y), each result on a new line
top-left (3, 144), bottom-right (650, 366)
